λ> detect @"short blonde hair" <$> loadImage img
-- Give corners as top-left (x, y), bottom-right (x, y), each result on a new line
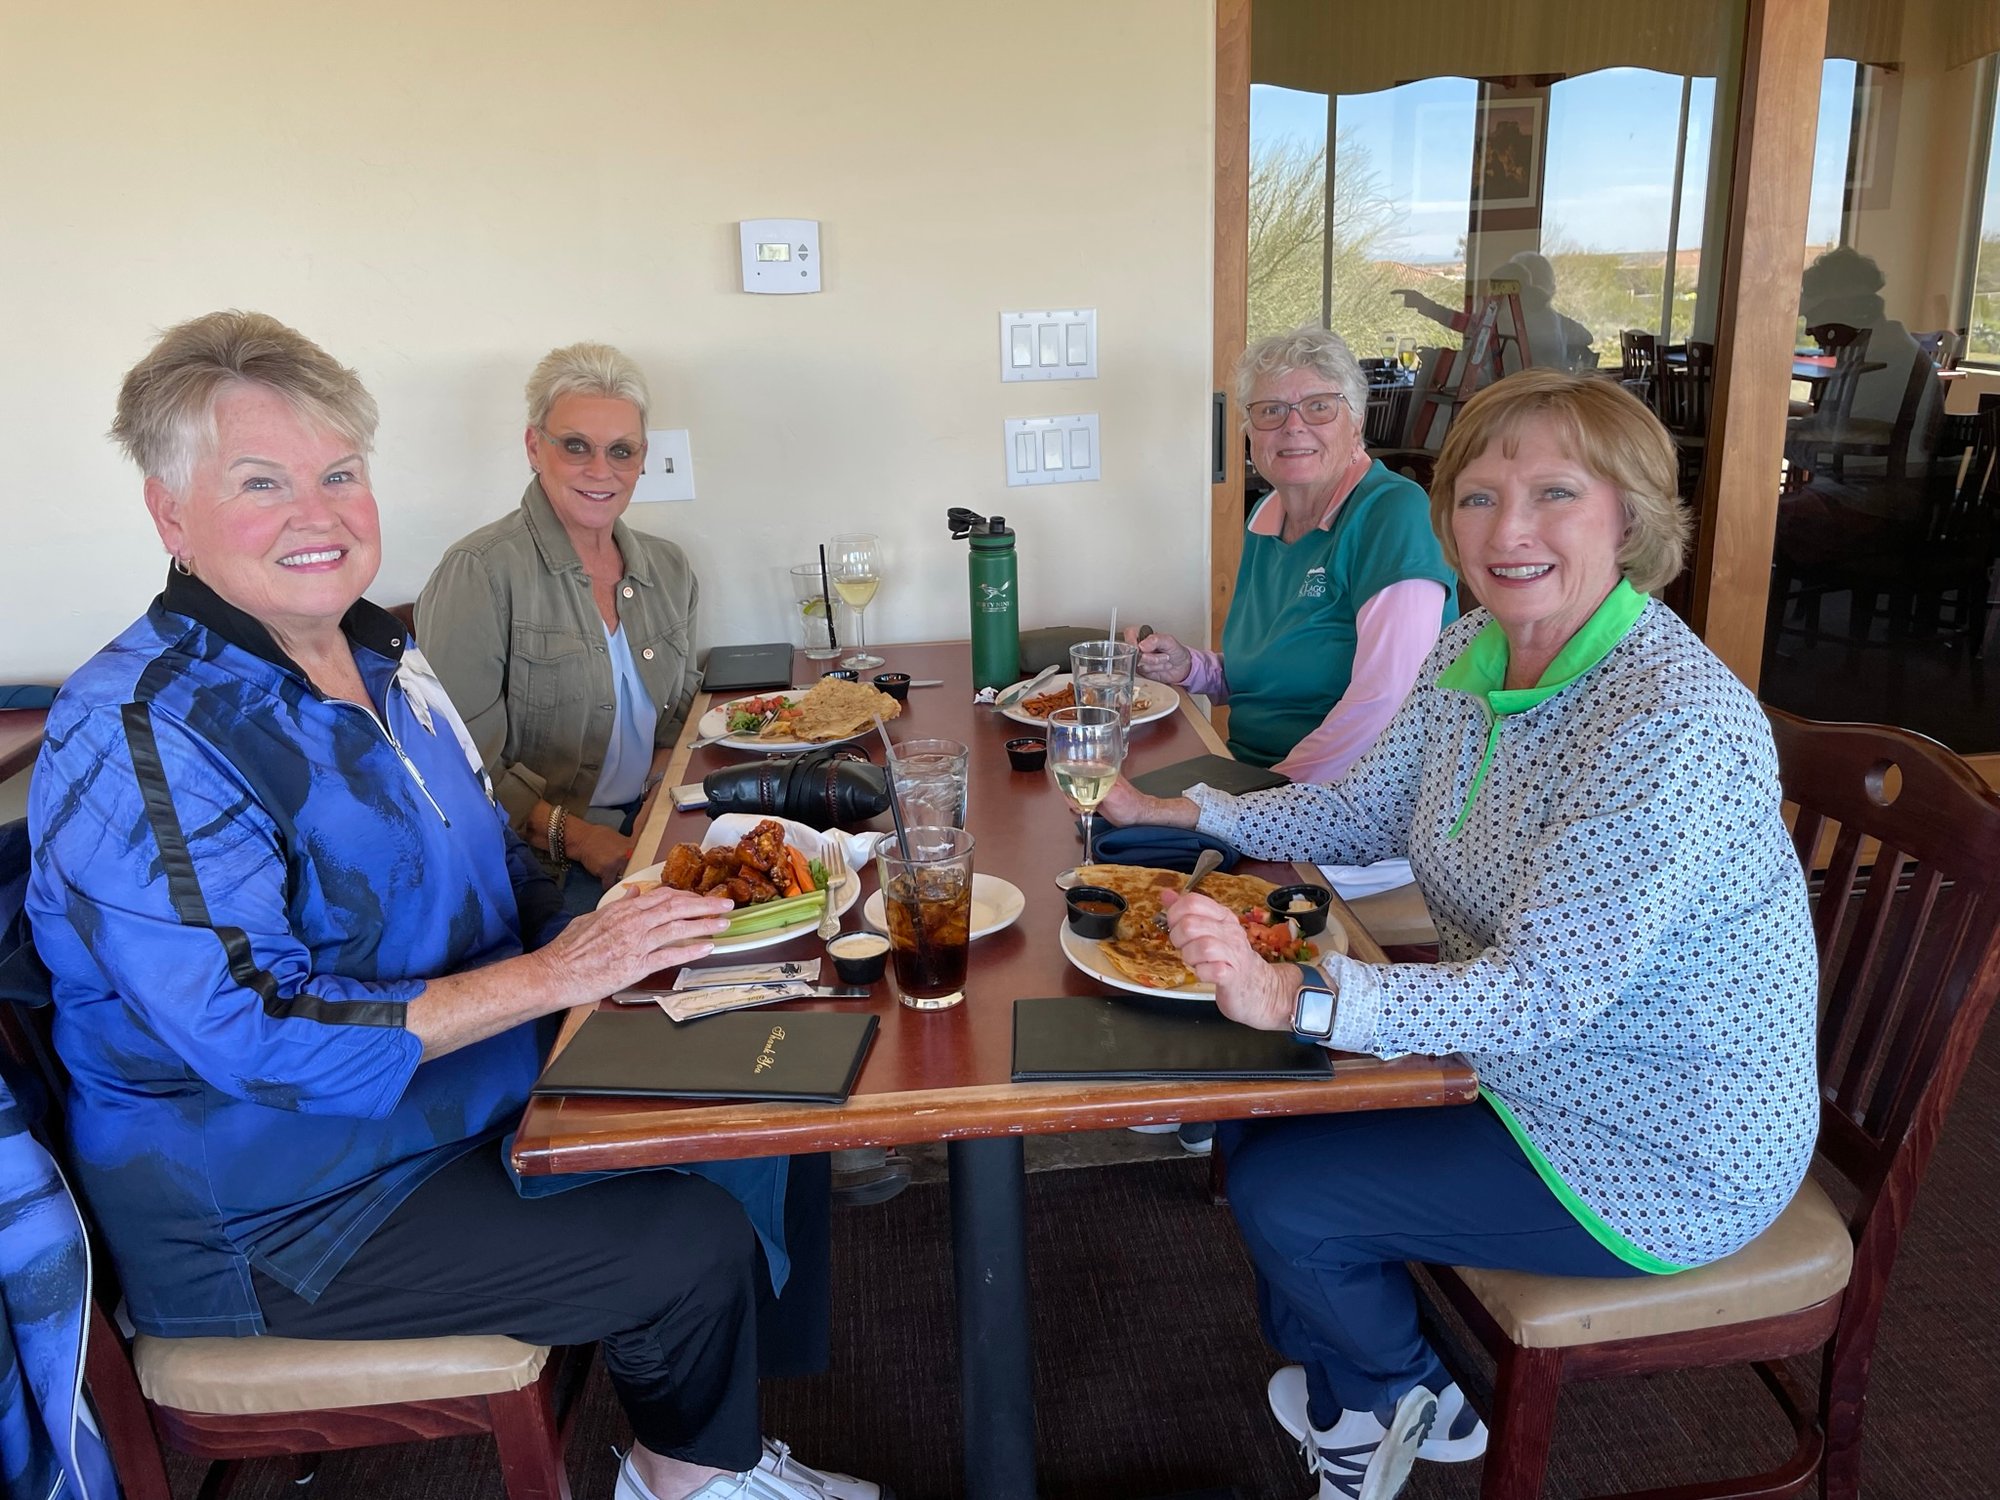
top-left (524, 342), bottom-right (650, 430)
top-left (110, 311), bottom-right (378, 494)
top-left (1235, 325), bottom-right (1367, 425)
top-left (1428, 369), bottom-right (1688, 594)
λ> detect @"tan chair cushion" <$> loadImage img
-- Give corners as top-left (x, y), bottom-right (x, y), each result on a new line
top-left (134, 1332), bottom-right (549, 1414)
top-left (1343, 881), bottom-right (1439, 949)
top-left (1448, 1176), bottom-right (1852, 1349)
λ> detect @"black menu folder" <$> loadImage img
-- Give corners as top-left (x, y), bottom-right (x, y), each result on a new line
top-left (1128, 754), bottom-right (1289, 800)
top-left (532, 1007), bottom-right (878, 1103)
top-left (1011, 997), bottom-right (1333, 1082)
top-left (700, 642), bottom-right (796, 693)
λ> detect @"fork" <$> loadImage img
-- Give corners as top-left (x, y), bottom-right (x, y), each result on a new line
top-left (691, 708), bottom-right (778, 750)
top-left (1152, 846), bottom-right (1226, 931)
top-left (817, 840), bottom-right (847, 940)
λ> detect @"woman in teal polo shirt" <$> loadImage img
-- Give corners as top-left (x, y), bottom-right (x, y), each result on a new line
top-left (1129, 325), bottom-right (1458, 783)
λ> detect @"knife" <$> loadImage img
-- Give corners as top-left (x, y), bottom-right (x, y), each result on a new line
top-left (785, 680), bottom-right (944, 691)
top-left (995, 664), bottom-right (1060, 707)
top-left (612, 985), bottom-right (873, 1004)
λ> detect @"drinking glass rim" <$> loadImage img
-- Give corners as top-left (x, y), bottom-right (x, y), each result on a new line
top-left (871, 825), bottom-right (974, 865)
top-left (1046, 705), bottom-right (1120, 728)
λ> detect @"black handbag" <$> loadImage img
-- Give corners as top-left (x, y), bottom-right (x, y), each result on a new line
top-left (702, 747), bottom-right (889, 828)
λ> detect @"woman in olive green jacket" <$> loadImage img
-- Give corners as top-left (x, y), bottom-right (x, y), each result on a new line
top-left (420, 343), bottom-right (699, 905)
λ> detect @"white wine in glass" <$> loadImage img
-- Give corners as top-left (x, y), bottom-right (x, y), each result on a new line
top-left (829, 532), bottom-right (885, 670)
top-left (1046, 705), bottom-right (1123, 863)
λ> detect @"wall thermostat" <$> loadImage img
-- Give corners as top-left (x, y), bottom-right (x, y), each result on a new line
top-left (739, 219), bottom-right (821, 294)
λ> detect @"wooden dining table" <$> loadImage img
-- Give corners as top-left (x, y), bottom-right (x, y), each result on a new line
top-left (0, 708), bottom-right (49, 782)
top-left (511, 641), bottom-right (1477, 1500)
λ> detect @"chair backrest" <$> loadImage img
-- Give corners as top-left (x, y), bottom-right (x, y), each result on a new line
top-left (1654, 340), bottom-right (1714, 439)
top-left (1884, 344), bottom-right (1943, 481)
top-left (1809, 326), bottom-right (1875, 433)
top-left (1924, 404), bottom-right (2000, 551)
top-left (1619, 328), bottom-right (1658, 383)
top-left (1766, 709), bottom-right (2000, 1278)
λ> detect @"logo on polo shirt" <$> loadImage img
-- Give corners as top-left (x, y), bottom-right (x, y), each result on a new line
top-left (1298, 566), bottom-right (1327, 599)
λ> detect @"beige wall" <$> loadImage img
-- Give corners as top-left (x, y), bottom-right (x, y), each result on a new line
top-left (0, 0), bottom-right (1216, 685)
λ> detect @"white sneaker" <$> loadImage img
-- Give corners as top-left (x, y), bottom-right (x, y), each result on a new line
top-left (1268, 1363), bottom-right (1487, 1467)
top-left (619, 1440), bottom-right (893, 1500)
top-left (1308, 1386), bottom-right (1436, 1500)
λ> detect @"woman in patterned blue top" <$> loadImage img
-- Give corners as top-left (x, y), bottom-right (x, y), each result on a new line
top-left (27, 313), bottom-right (886, 1500)
top-left (1103, 371), bottom-right (1819, 1500)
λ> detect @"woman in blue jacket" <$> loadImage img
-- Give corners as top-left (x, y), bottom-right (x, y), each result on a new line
top-left (26, 312), bottom-right (884, 1500)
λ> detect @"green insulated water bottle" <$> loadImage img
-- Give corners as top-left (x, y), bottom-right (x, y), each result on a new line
top-left (949, 508), bottom-right (1020, 691)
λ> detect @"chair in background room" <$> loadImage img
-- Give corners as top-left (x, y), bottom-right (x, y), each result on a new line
top-left (1652, 338), bottom-right (1715, 499)
top-left (1617, 328), bottom-right (1659, 408)
top-left (1417, 708), bottom-right (2000, 1500)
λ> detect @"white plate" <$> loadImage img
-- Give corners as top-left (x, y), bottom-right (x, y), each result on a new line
top-left (862, 874), bottom-right (1025, 943)
top-left (1057, 920), bottom-right (1214, 1000)
top-left (599, 816), bottom-right (862, 953)
top-left (695, 693), bottom-right (879, 753)
top-left (998, 673), bottom-right (1178, 729)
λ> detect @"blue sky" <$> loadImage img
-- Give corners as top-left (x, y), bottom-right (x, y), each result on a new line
top-left (1254, 61), bottom-right (1862, 262)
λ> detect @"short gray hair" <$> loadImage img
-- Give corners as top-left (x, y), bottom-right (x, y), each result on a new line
top-left (110, 311), bottom-right (378, 494)
top-left (1235, 325), bottom-right (1367, 426)
top-left (524, 342), bottom-right (650, 430)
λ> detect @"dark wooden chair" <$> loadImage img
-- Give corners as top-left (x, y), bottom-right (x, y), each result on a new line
top-left (1617, 329), bottom-right (1659, 408)
top-left (0, 996), bottom-right (591, 1500)
top-left (1419, 708), bottom-right (2000, 1500)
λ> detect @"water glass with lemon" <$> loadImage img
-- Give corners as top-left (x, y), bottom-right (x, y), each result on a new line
top-left (789, 564), bottom-right (843, 660)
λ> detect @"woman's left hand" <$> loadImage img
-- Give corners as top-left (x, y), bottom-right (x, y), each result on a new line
top-left (1159, 888), bottom-right (1302, 1033)
top-left (568, 822), bottom-right (637, 882)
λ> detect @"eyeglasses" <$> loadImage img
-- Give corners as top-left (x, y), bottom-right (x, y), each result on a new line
top-left (536, 429), bottom-right (645, 473)
top-left (1245, 392), bottom-right (1349, 431)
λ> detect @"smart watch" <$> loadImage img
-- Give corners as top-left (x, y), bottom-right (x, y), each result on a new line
top-left (1290, 963), bottom-right (1337, 1045)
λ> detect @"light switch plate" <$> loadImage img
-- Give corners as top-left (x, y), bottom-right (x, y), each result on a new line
top-left (633, 429), bottom-right (695, 502)
top-left (1004, 414), bottom-right (1099, 486)
top-left (1000, 309), bottom-right (1096, 381)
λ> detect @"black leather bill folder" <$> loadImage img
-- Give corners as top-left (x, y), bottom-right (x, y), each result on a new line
top-left (1127, 754), bottom-right (1289, 800)
top-left (532, 1007), bottom-right (878, 1103)
top-left (1010, 997), bottom-right (1333, 1082)
top-left (700, 642), bottom-right (796, 693)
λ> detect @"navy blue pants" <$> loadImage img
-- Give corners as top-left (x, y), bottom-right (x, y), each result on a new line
top-left (1220, 1098), bottom-right (1647, 1427)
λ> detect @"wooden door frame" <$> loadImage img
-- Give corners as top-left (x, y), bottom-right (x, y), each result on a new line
top-left (1211, 0), bottom-right (1250, 653)
top-left (1209, 0), bottom-right (1830, 692)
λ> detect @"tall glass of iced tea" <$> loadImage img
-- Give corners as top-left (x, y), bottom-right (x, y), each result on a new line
top-left (873, 825), bottom-right (975, 1010)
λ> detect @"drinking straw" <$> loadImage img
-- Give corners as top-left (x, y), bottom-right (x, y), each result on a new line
top-left (872, 714), bottom-right (913, 857)
top-left (818, 544), bottom-right (840, 651)
top-left (1107, 607), bottom-right (1118, 648)
top-left (872, 712), bottom-right (932, 968)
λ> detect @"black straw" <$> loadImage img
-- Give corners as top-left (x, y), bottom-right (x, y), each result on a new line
top-left (873, 714), bottom-right (930, 971)
top-left (818, 544), bottom-right (839, 651)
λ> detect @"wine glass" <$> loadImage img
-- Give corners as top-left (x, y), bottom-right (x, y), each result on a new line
top-left (1398, 338), bottom-right (1420, 373)
top-left (828, 532), bottom-right (884, 670)
top-left (1046, 705), bottom-right (1123, 864)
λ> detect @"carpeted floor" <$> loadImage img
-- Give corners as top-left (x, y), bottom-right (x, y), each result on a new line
top-left (166, 1022), bottom-right (2000, 1500)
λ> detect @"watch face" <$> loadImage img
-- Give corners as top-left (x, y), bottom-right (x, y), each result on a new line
top-left (1294, 986), bottom-right (1336, 1041)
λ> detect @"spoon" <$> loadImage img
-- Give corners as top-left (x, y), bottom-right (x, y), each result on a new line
top-left (1153, 847), bottom-right (1226, 930)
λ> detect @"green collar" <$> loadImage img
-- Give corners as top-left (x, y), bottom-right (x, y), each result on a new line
top-left (1437, 580), bottom-right (1649, 714)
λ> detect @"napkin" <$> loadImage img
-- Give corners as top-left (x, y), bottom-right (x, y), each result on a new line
top-left (1090, 825), bottom-right (1239, 873)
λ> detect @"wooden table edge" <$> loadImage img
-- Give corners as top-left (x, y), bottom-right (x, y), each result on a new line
top-left (512, 1053), bottom-right (1480, 1173)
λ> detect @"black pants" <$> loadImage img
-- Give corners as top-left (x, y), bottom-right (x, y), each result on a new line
top-left (253, 1145), bottom-right (831, 1470)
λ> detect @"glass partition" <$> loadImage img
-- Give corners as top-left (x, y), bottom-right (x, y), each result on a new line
top-left (1248, 0), bottom-right (1748, 618)
top-left (1761, 0), bottom-right (2000, 756)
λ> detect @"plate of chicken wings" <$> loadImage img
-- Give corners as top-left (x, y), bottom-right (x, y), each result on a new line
top-left (599, 816), bottom-right (862, 954)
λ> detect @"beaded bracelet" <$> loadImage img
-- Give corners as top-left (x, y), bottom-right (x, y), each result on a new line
top-left (547, 803), bottom-right (571, 878)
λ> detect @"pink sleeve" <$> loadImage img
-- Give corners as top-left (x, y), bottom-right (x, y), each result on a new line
top-left (1182, 648), bottom-right (1228, 700)
top-left (1272, 580), bottom-right (1448, 784)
